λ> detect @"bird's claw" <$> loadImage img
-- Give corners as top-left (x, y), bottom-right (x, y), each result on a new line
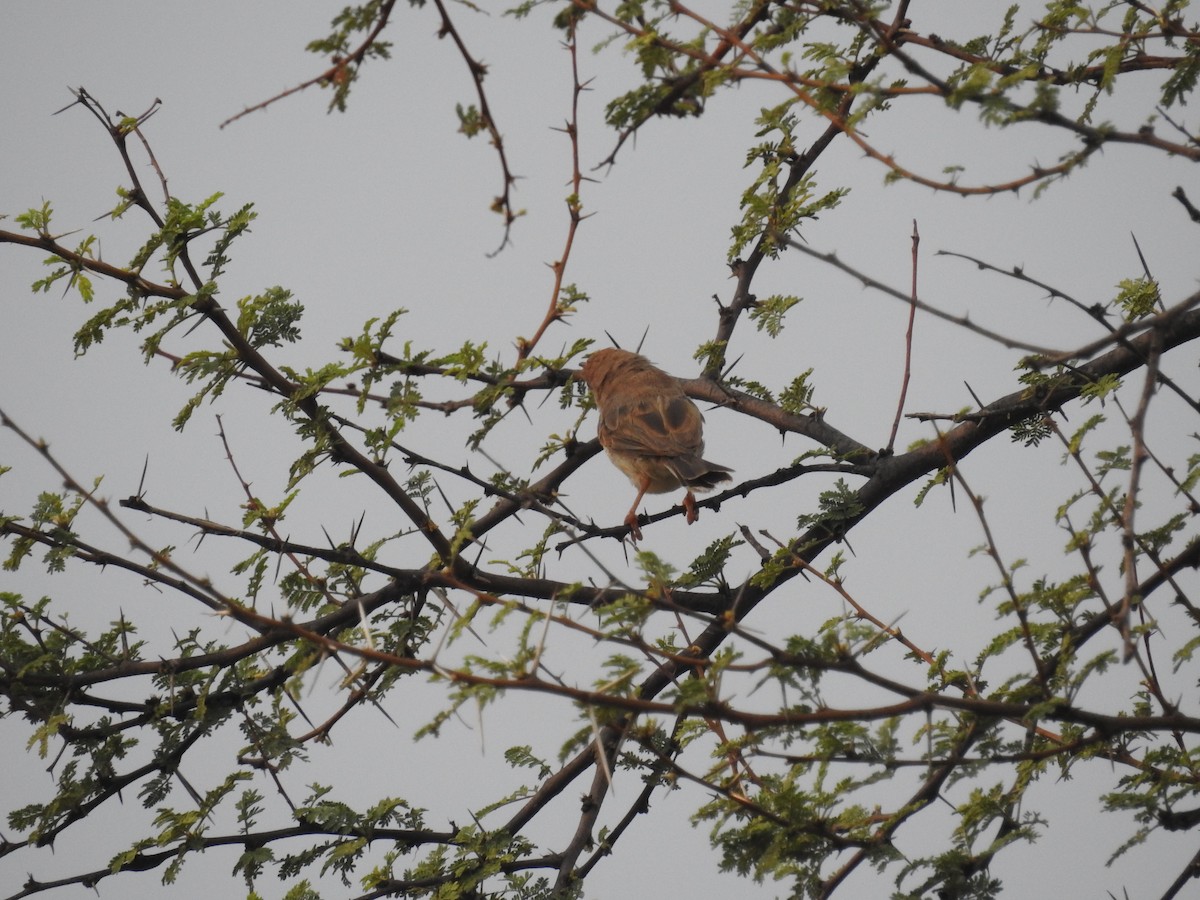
top-left (624, 511), bottom-right (643, 543)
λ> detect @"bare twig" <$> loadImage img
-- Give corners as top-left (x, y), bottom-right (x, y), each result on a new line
top-left (885, 220), bottom-right (919, 454)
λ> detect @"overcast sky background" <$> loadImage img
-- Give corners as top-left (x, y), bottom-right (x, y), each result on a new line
top-left (2, 3), bottom-right (1199, 898)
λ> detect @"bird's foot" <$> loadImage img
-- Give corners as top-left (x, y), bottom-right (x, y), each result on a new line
top-left (623, 510), bottom-right (643, 542)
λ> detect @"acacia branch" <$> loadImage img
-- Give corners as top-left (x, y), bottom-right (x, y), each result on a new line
top-left (220, 0), bottom-right (399, 129)
top-left (9, 820), bottom-right (458, 899)
top-left (516, 22), bottom-right (589, 363)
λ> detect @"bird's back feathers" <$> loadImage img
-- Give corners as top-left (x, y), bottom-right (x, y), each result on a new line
top-left (581, 347), bottom-right (732, 495)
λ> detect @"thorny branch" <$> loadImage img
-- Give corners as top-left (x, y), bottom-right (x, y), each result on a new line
top-left (220, 0), bottom-right (399, 129)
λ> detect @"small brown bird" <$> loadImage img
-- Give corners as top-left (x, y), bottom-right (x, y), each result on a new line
top-left (579, 348), bottom-right (733, 540)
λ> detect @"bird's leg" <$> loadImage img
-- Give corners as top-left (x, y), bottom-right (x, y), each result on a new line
top-left (624, 478), bottom-right (650, 542)
top-left (683, 490), bottom-right (698, 524)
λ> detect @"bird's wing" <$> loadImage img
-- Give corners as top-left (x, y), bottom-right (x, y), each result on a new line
top-left (598, 391), bottom-right (705, 459)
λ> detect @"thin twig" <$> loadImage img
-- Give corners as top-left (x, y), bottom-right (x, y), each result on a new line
top-left (885, 220), bottom-right (919, 454)
top-left (220, 0), bottom-right (399, 129)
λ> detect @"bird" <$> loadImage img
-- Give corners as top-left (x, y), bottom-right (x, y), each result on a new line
top-left (578, 347), bottom-right (732, 541)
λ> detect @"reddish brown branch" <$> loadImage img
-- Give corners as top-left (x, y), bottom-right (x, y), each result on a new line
top-left (219, 0), bottom-right (399, 129)
top-left (885, 221), bottom-right (919, 454)
top-left (516, 23), bottom-right (590, 364)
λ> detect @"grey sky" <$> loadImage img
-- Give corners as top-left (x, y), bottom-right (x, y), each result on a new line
top-left (2, 3), bottom-right (1199, 898)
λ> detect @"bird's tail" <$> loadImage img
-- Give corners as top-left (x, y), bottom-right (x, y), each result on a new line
top-left (671, 457), bottom-right (733, 491)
